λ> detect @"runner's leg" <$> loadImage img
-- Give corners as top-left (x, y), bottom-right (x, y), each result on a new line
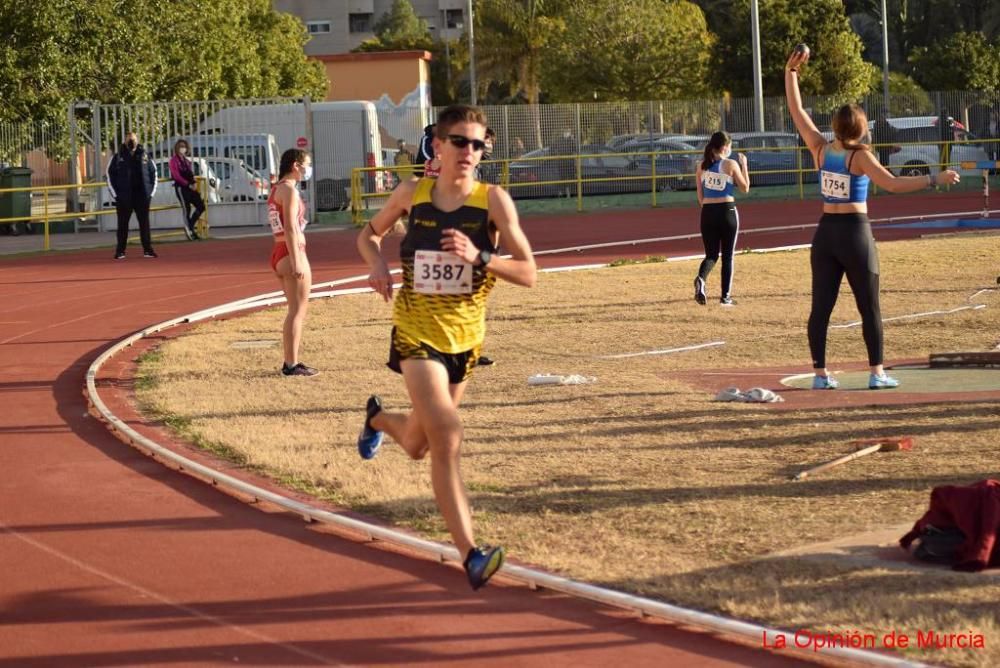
top-left (398, 358), bottom-right (475, 556)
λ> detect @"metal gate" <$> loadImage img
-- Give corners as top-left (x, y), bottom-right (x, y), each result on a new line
top-left (71, 97), bottom-right (313, 227)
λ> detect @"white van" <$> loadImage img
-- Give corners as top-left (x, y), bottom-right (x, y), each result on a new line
top-left (157, 134), bottom-right (280, 184)
top-left (197, 101), bottom-right (384, 210)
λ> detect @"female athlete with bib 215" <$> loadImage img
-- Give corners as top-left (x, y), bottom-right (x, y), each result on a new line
top-left (785, 44), bottom-right (959, 390)
top-left (694, 131), bottom-right (749, 306)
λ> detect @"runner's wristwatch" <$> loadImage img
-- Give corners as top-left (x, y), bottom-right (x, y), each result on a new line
top-left (477, 249), bottom-right (493, 267)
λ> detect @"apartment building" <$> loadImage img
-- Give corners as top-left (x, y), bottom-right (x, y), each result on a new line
top-left (273, 0), bottom-right (468, 56)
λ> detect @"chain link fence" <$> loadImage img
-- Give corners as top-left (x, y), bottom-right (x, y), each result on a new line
top-left (3, 90), bottom-right (998, 235)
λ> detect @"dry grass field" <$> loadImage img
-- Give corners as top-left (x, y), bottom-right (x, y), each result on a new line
top-left (136, 233), bottom-right (1000, 666)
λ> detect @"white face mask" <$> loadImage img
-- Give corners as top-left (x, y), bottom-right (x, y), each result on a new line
top-left (721, 145), bottom-right (732, 159)
top-left (178, 148), bottom-right (187, 156)
top-left (300, 164), bottom-right (312, 182)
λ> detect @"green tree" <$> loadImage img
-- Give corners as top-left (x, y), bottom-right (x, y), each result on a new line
top-left (0, 0), bottom-right (325, 124)
top-left (909, 31), bottom-right (1000, 91)
top-left (544, 0), bottom-right (714, 102)
top-left (866, 70), bottom-right (933, 117)
top-left (711, 0), bottom-right (872, 105)
top-left (354, 0), bottom-right (432, 52)
top-left (428, 39), bottom-right (470, 106)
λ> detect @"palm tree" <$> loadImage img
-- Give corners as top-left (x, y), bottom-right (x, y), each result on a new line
top-left (475, 0), bottom-right (568, 147)
top-left (476, 0), bottom-right (565, 104)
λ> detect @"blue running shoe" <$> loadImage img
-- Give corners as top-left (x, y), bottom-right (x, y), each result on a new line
top-left (357, 395), bottom-right (384, 459)
top-left (812, 374), bottom-right (839, 390)
top-left (869, 373), bottom-right (900, 389)
top-left (464, 545), bottom-right (505, 590)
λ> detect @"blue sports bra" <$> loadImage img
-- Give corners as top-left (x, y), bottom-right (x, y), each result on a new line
top-left (820, 145), bottom-right (869, 204)
top-left (701, 159), bottom-right (735, 198)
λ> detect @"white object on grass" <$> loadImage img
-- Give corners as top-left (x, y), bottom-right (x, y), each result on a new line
top-left (528, 373), bottom-right (597, 386)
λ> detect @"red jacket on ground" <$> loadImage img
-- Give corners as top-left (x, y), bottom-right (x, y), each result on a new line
top-left (900, 479), bottom-right (1000, 572)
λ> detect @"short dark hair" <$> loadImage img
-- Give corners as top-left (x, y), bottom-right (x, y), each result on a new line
top-left (435, 105), bottom-right (488, 138)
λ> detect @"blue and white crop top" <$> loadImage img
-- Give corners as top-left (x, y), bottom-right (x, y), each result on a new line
top-left (820, 145), bottom-right (869, 204)
top-left (701, 159), bottom-right (735, 198)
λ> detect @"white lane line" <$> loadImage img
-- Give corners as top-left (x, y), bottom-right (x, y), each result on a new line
top-left (831, 304), bottom-right (986, 329)
top-left (599, 341), bottom-right (726, 360)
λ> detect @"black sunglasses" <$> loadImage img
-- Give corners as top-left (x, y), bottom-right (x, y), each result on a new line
top-left (446, 134), bottom-right (487, 152)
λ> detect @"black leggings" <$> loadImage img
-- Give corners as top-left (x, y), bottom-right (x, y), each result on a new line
top-left (174, 185), bottom-right (205, 228)
top-left (697, 203), bottom-right (739, 298)
top-left (808, 213), bottom-right (883, 368)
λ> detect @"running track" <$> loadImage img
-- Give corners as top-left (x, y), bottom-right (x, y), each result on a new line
top-left (0, 194), bottom-right (970, 666)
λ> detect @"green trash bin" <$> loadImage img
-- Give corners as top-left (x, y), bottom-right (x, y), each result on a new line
top-left (0, 167), bottom-right (33, 235)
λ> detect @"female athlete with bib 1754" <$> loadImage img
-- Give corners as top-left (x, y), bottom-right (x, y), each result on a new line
top-left (785, 44), bottom-right (959, 390)
top-left (356, 105), bottom-right (537, 590)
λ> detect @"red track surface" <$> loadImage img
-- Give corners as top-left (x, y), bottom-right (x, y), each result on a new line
top-left (0, 193), bottom-right (975, 666)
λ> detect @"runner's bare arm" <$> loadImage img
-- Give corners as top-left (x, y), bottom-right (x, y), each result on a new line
top-left (356, 180), bottom-right (416, 301)
top-left (731, 154), bottom-right (750, 193)
top-left (484, 186), bottom-right (536, 287)
top-left (695, 164), bottom-right (704, 206)
top-left (439, 185), bottom-right (536, 287)
top-left (853, 150), bottom-right (960, 193)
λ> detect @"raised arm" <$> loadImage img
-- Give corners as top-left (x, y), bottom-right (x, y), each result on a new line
top-left (356, 179), bottom-right (416, 301)
top-left (784, 47), bottom-right (826, 160)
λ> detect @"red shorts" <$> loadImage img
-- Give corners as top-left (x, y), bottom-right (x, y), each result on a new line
top-left (270, 241), bottom-right (289, 272)
top-left (270, 240), bottom-right (306, 273)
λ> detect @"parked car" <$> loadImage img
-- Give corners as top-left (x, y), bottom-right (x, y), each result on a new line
top-left (100, 157), bottom-right (221, 209)
top-left (507, 144), bottom-right (650, 199)
top-left (728, 132), bottom-right (808, 186)
top-left (202, 157), bottom-right (267, 202)
top-left (607, 132), bottom-right (668, 151)
top-left (873, 116), bottom-right (989, 177)
top-left (618, 138), bottom-right (701, 190)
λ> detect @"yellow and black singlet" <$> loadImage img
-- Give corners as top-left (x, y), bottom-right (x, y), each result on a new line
top-left (393, 177), bottom-right (498, 354)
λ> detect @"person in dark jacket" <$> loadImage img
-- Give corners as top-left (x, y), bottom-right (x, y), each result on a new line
top-left (107, 131), bottom-right (158, 259)
top-left (168, 138), bottom-right (203, 240)
top-left (416, 123), bottom-right (438, 178)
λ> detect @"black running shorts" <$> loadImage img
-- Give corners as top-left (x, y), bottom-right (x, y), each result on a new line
top-left (387, 327), bottom-right (481, 384)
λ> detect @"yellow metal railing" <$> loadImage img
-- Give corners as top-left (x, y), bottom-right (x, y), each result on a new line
top-left (348, 138), bottom-right (996, 226)
top-left (0, 177), bottom-right (209, 251)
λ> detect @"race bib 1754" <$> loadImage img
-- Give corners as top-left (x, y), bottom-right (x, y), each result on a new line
top-left (821, 171), bottom-right (850, 200)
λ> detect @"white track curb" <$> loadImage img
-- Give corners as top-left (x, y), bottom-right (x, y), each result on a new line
top-left (84, 255), bottom-right (931, 668)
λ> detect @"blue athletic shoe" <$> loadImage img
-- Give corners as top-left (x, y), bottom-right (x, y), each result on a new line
top-left (464, 545), bottom-right (506, 590)
top-left (357, 395), bottom-right (384, 459)
top-left (869, 373), bottom-right (900, 389)
top-left (812, 374), bottom-right (839, 390)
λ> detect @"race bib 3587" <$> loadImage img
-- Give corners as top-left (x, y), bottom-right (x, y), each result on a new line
top-left (413, 250), bottom-right (473, 294)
